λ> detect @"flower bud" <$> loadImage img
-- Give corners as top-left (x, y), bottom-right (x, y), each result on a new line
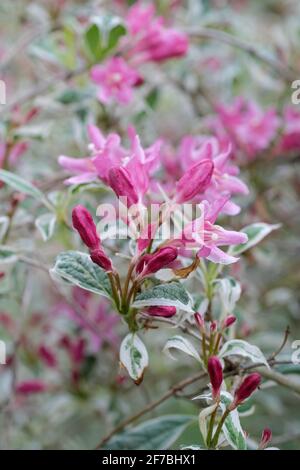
top-left (108, 167), bottom-right (139, 207)
top-left (222, 315), bottom-right (236, 329)
top-left (16, 380), bottom-right (47, 395)
top-left (210, 321), bottom-right (217, 333)
top-left (194, 312), bottom-right (205, 331)
top-left (176, 158), bottom-right (214, 203)
top-left (146, 306), bottom-right (177, 318)
top-left (143, 246), bottom-right (178, 276)
top-left (259, 428), bottom-right (272, 449)
top-left (207, 356), bottom-right (223, 400)
top-left (232, 373), bottom-right (261, 408)
top-left (72, 205), bottom-right (100, 250)
top-left (90, 248), bottom-right (113, 272)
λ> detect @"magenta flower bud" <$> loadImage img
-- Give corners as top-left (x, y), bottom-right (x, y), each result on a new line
top-left (72, 205), bottom-right (100, 250)
top-left (90, 248), bottom-right (113, 272)
top-left (135, 254), bottom-right (152, 274)
top-left (207, 356), bottom-right (223, 400)
top-left (223, 315), bottom-right (236, 329)
top-left (194, 312), bottom-right (205, 331)
top-left (38, 345), bottom-right (57, 368)
top-left (108, 167), bottom-right (139, 206)
top-left (143, 246), bottom-right (178, 276)
top-left (233, 373), bottom-right (261, 408)
top-left (16, 380), bottom-right (47, 395)
top-left (210, 321), bottom-right (217, 333)
top-left (146, 306), bottom-right (177, 318)
top-left (259, 428), bottom-right (272, 449)
top-left (176, 159), bottom-right (214, 203)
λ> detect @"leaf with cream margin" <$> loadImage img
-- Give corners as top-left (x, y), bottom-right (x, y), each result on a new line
top-left (219, 339), bottom-right (269, 368)
top-left (133, 282), bottom-right (193, 312)
top-left (120, 334), bottom-right (149, 384)
top-left (231, 223), bottom-right (281, 256)
top-left (163, 335), bottom-right (203, 366)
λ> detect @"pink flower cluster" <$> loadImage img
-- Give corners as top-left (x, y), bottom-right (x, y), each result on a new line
top-left (90, 2), bottom-right (188, 105)
top-left (207, 98), bottom-right (300, 161)
top-left (60, 124), bottom-right (248, 271)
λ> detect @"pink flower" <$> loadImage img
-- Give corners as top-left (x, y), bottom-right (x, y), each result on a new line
top-left (175, 146), bottom-right (214, 203)
top-left (16, 380), bottom-right (47, 395)
top-left (91, 57), bottom-right (142, 105)
top-left (59, 125), bottom-right (124, 185)
top-left (90, 248), bottom-right (113, 272)
top-left (278, 106), bottom-right (300, 153)
top-left (108, 166), bottom-right (139, 207)
top-left (177, 136), bottom-right (249, 214)
top-left (125, 2), bottom-right (188, 64)
top-left (207, 356), bottom-right (223, 400)
top-left (179, 198), bottom-right (248, 264)
top-left (145, 306), bottom-right (177, 317)
top-left (215, 98), bottom-right (280, 160)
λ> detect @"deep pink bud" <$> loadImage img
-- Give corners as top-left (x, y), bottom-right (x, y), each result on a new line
top-left (222, 315), bottom-right (236, 329)
top-left (194, 312), bottom-right (205, 330)
top-left (210, 321), bottom-right (217, 332)
top-left (207, 356), bottom-right (223, 400)
top-left (176, 159), bottom-right (214, 203)
top-left (72, 205), bottom-right (100, 250)
top-left (135, 254), bottom-right (152, 274)
top-left (146, 306), bottom-right (177, 318)
top-left (142, 246), bottom-right (178, 276)
top-left (233, 373), bottom-right (261, 408)
top-left (16, 380), bottom-right (47, 395)
top-left (108, 167), bottom-right (139, 206)
top-left (90, 248), bottom-right (113, 272)
top-left (259, 428), bottom-right (272, 449)
top-left (38, 345), bottom-right (57, 368)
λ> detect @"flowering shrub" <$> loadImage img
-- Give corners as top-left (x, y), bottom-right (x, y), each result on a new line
top-left (0, 0), bottom-right (300, 451)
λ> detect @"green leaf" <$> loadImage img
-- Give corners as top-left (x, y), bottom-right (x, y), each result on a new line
top-left (35, 213), bottom-right (56, 241)
top-left (0, 170), bottom-right (50, 208)
top-left (51, 251), bottom-right (112, 298)
top-left (231, 223), bottom-right (281, 256)
top-left (84, 23), bottom-right (102, 61)
top-left (102, 415), bottom-right (193, 450)
top-left (219, 339), bottom-right (269, 368)
top-left (106, 23), bottom-right (126, 51)
top-left (0, 246), bottom-right (18, 264)
top-left (220, 392), bottom-right (247, 450)
top-left (163, 335), bottom-right (203, 365)
top-left (0, 216), bottom-right (9, 241)
top-left (133, 282), bottom-right (193, 312)
top-left (120, 333), bottom-right (148, 383)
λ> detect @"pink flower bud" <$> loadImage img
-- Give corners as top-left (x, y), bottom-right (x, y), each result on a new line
top-left (38, 345), bottom-right (57, 368)
top-left (176, 159), bottom-right (214, 203)
top-left (142, 246), bottom-right (178, 276)
top-left (232, 373), bottom-right (261, 408)
top-left (108, 167), bottom-right (139, 206)
top-left (210, 321), bottom-right (217, 332)
top-left (259, 428), bottom-right (272, 449)
top-left (194, 312), bottom-right (205, 330)
top-left (146, 306), bottom-right (177, 318)
top-left (72, 205), bottom-right (100, 250)
top-left (223, 315), bottom-right (236, 329)
top-left (207, 356), bottom-right (223, 400)
top-left (16, 380), bottom-right (47, 395)
top-left (90, 248), bottom-right (113, 272)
